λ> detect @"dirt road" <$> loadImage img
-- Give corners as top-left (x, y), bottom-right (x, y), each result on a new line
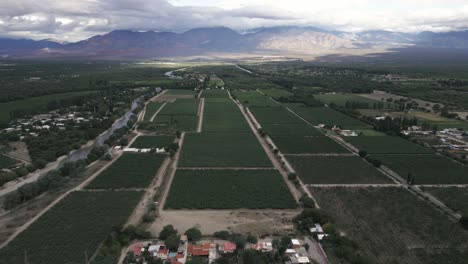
top-left (197, 98), bottom-right (205, 132)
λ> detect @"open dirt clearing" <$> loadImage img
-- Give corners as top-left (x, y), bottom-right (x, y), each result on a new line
top-left (151, 209), bottom-right (300, 236)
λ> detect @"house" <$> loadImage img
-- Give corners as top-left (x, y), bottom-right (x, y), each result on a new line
top-left (157, 246), bottom-right (169, 260)
top-left (219, 242), bottom-right (236, 253)
top-left (290, 254), bottom-right (311, 264)
top-left (188, 243), bottom-right (211, 257)
top-left (285, 249), bottom-right (296, 255)
top-left (341, 130), bottom-right (358, 137)
top-left (375, 116), bottom-right (386, 121)
top-left (123, 147), bottom-right (139, 152)
top-left (310, 223), bottom-right (328, 241)
top-left (130, 244), bottom-right (143, 256)
top-left (291, 239), bottom-right (301, 249)
top-left (252, 241), bottom-right (273, 252)
top-left (156, 148), bottom-right (166, 153)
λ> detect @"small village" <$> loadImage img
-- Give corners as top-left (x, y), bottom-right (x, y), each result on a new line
top-left (126, 224), bottom-right (329, 264)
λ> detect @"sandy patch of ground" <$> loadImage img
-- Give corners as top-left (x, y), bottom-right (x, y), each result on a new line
top-left (150, 209), bottom-right (300, 236)
top-left (358, 90), bottom-right (442, 112)
top-left (7, 142), bottom-right (31, 163)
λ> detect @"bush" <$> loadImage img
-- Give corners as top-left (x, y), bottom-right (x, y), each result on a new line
top-left (213, 230), bottom-right (230, 240)
top-left (247, 234), bottom-right (258, 244)
top-left (159, 225), bottom-right (178, 240)
top-left (300, 196), bottom-right (316, 208)
top-left (142, 213), bottom-right (155, 223)
top-left (460, 215), bottom-right (468, 230)
top-left (288, 172), bottom-right (297, 180)
top-left (185, 228), bottom-right (202, 241)
top-left (358, 150), bottom-right (367, 157)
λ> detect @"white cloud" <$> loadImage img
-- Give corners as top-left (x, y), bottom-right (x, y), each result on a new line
top-left (0, 0), bottom-right (467, 41)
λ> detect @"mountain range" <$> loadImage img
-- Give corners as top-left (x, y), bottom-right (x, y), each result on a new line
top-left (1, 26), bottom-right (468, 59)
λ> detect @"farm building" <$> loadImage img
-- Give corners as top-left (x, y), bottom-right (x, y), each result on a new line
top-left (187, 242), bottom-right (211, 257)
top-left (219, 242), bottom-right (236, 253)
top-left (291, 239), bottom-right (301, 249)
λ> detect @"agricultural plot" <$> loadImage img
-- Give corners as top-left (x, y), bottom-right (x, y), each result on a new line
top-left (289, 156), bottom-right (390, 184)
top-left (179, 133), bottom-right (272, 167)
top-left (262, 123), bottom-right (323, 136)
top-left (130, 135), bottom-right (175, 149)
top-left (249, 106), bottom-right (303, 124)
top-left (0, 190), bottom-right (143, 264)
top-left (291, 107), bottom-right (370, 129)
top-left (271, 136), bottom-right (349, 154)
top-left (86, 153), bottom-right (166, 189)
top-left (234, 91), bottom-right (278, 107)
top-left (346, 135), bottom-right (433, 154)
top-left (165, 169), bottom-right (296, 209)
top-left (152, 98), bottom-right (199, 132)
top-left (202, 101), bottom-right (250, 132)
top-left (314, 93), bottom-right (392, 108)
top-left (424, 187), bottom-right (468, 215)
top-left (310, 187), bottom-right (468, 264)
top-left (0, 155), bottom-right (18, 169)
top-left (260, 88), bottom-right (293, 98)
top-left (153, 115), bottom-right (198, 132)
top-left (155, 89), bottom-right (196, 101)
top-left (143, 102), bottom-right (164, 121)
top-left (372, 154), bottom-right (468, 184)
top-left (158, 98), bottom-right (199, 115)
top-left (201, 89), bottom-right (229, 98)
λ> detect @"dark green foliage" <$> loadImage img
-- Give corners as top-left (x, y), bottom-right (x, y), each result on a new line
top-left (159, 225), bottom-right (178, 240)
top-left (144, 102), bottom-right (164, 121)
top-left (165, 169), bottom-right (297, 209)
top-left (425, 187), bottom-right (468, 215)
top-left (179, 133), bottom-right (271, 167)
top-left (347, 135), bottom-right (433, 154)
top-left (202, 100), bottom-right (250, 132)
top-left (185, 228), bottom-right (202, 241)
top-left (373, 154), bottom-right (468, 184)
top-left (300, 196), bottom-right (316, 208)
top-left (249, 106), bottom-right (303, 124)
top-left (166, 234), bottom-right (181, 251)
top-left (289, 156), bottom-right (390, 184)
top-left (291, 107), bottom-right (370, 129)
top-left (86, 153), bottom-right (165, 189)
top-left (271, 136), bottom-right (349, 154)
top-left (130, 135), bottom-right (175, 148)
top-left (0, 191), bottom-right (143, 264)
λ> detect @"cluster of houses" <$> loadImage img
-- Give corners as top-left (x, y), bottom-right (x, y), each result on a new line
top-left (3, 112), bottom-right (101, 138)
top-left (115, 146), bottom-right (167, 154)
top-left (129, 236), bottom-right (236, 264)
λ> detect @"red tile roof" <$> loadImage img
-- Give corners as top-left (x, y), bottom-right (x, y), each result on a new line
top-left (223, 242), bottom-right (237, 252)
top-left (188, 243), bottom-right (210, 256)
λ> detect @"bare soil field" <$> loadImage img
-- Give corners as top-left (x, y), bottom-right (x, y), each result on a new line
top-left (151, 209), bottom-right (300, 236)
top-left (6, 142), bottom-right (31, 163)
top-left (358, 90), bottom-right (442, 112)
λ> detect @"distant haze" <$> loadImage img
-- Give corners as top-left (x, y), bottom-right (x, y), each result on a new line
top-left (1, 0), bottom-right (468, 41)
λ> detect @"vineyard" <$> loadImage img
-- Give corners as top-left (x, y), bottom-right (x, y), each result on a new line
top-left (151, 98), bottom-right (199, 132)
top-left (291, 107), bottom-right (370, 129)
top-left (130, 135), bottom-right (175, 148)
top-left (86, 153), bottom-right (166, 189)
top-left (201, 89), bottom-right (229, 98)
top-left (179, 133), bottom-right (272, 167)
top-left (346, 135), bottom-right (433, 154)
top-left (157, 98), bottom-right (199, 115)
top-left (289, 156), bottom-right (390, 184)
top-left (261, 123), bottom-right (323, 136)
top-left (165, 169), bottom-right (297, 209)
top-left (143, 102), bottom-right (163, 121)
top-left (0, 191), bottom-right (143, 264)
top-left (373, 154), bottom-right (468, 184)
top-left (310, 187), bottom-right (468, 264)
top-left (424, 187), bottom-right (468, 215)
top-left (249, 106), bottom-right (303, 124)
top-left (259, 88), bottom-right (293, 98)
top-left (272, 136), bottom-right (349, 154)
top-left (202, 100), bottom-right (251, 132)
top-left (233, 91), bottom-right (278, 107)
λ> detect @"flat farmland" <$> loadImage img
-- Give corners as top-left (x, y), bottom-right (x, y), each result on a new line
top-left (250, 106), bottom-right (303, 124)
top-left (165, 169), bottom-right (296, 209)
top-left (291, 107), bottom-right (370, 129)
top-left (373, 154), bottom-right (468, 184)
top-left (158, 98), bottom-right (199, 115)
top-left (202, 101), bottom-right (250, 132)
top-left (154, 115), bottom-right (198, 132)
top-left (262, 123), bottom-right (323, 136)
top-left (260, 88), bottom-right (293, 98)
top-left (346, 135), bottom-right (433, 154)
top-left (143, 102), bottom-right (164, 121)
top-left (0, 190), bottom-right (143, 264)
top-left (179, 133), bottom-right (272, 167)
top-left (234, 91), bottom-right (278, 107)
top-left (201, 89), bottom-right (229, 98)
top-left (86, 153), bottom-right (166, 189)
top-left (154, 89), bottom-right (196, 101)
top-left (314, 93), bottom-right (391, 108)
top-left (424, 187), bottom-right (468, 215)
top-left (310, 187), bottom-right (468, 264)
top-left (130, 135), bottom-right (175, 148)
top-left (289, 156), bottom-right (390, 184)
top-left (272, 136), bottom-right (349, 154)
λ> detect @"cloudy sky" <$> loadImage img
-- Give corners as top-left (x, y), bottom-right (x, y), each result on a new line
top-left (1, 0), bottom-right (468, 41)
